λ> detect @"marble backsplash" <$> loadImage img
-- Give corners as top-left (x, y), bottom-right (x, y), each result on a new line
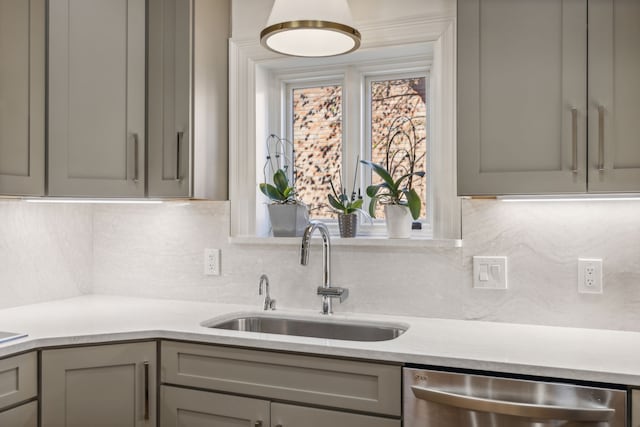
top-left (0, 200), bottom-right (92, 308)
top-left (1, 198), bottom-right (639, 331)
top-left (93, 198), bottom-right (640, 331)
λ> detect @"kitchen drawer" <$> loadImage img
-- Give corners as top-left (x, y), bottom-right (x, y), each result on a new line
top-left (0, 352), bottom-right (37, 411)
top-left (161, 340), bottom-right (401, 416)
top-left (0, 401), bottom-right (37, 427)
top-left (160, 385), bottom-right (269, 427)
top-left (272, 402), bottom-right (401, 427)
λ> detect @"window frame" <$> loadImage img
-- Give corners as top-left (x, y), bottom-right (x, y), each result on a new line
top-left (275, 61), bottom-right (432, 236)
top-left (229, 16), bottom-right (460, 242)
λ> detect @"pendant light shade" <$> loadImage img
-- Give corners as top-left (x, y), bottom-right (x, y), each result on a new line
top-left (260, 0), bottom-right (361, 57)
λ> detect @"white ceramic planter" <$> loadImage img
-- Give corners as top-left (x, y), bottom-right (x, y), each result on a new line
top-left (384, 205), bottom-right (412, 238)
top-left (267, 204), bottom-right (309, 237)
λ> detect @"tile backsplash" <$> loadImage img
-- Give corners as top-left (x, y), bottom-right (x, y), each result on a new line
top-left (1, 198), bottom-right (639, 331)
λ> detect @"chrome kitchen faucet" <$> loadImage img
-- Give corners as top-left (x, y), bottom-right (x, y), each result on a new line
top-left (300, 221), bottom-right (349, 315)
top-left (258, 274), bottom-right (276, 310)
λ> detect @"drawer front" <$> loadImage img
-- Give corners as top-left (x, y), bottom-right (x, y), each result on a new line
top-left (161, 341), bottom-right (401, 416)
top-left (272, 402), bottom-right (401, 427)
top-left (0, 352), bottom-right (37, 411)
top-left (161, 385), bottom-right (269, 427)
top-left (0, 401), bottom-right (37, 427)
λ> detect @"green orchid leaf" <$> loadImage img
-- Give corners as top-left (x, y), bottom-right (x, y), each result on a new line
top-left (327, 194), bottom-right (345, 211)
top-left (282, 186), bottom-right (293, 199)
top-left (405, 188), bottom-right (422, 220)
top-left (273, 169), bottom-right (289, 193)
top-left (360, 160), bottom-right (397, 191)
top-left (368, 196), bottom-right (378, 218)
top-left (259, 183), bottom-right (285, 201)
top-left (351, 199), bottom-right (363, 210)
top-left (366, 184), bottom-right (383, 198)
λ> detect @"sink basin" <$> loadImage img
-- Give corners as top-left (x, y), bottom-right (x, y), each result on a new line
top-left (202, 314), bottom-right (408, 342)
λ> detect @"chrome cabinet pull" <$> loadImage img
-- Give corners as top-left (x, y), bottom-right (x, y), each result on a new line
top-left (132, 133), bottom-right (140, 183)
top-left (143, 361), bottom-right (150, 421)
top-left (176, 131), bottom-right (184, 181)
top-left (571, 107), bottom-right (578, 174)
top-left (411, 385), bottom-right (614, 422)
top-left (598, 105), bottom-right (605, 171)
top-left (253, 422), bottom-right (263, 427)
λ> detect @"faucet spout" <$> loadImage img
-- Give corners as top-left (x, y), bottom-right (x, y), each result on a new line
top-left (300, 221), bottom-right (347, 314)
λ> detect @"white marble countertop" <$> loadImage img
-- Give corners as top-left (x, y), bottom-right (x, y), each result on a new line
top-left (0, 295), bottom-right (639, 386)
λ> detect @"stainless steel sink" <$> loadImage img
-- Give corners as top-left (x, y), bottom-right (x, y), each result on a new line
top-left (203, 314), bottom-right (407, 342)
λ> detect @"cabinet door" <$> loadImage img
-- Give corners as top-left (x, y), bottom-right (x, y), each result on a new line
top-left (458, 0), bottom-right (587, 195)
top-left (0, 352), bottom-right (37, 411)
top-left (271, 403), bottom-right (400, 427)
top-left (48, 0), bottom-right (145, 197)
top-left (588, 0), bottom-right (640, 192)
top-left (148, 0), bottom-right (192, 198)
top-left (0, 401), bottom-right (37, 427)
top-left (160, 385), bottom-right (269, 427)
top-left (41, 342), bottom-right (156, 427)
top-left (0, 0), bottom-right (44, 195)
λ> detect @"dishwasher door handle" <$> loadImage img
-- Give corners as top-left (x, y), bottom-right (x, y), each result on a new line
top-left (411, 385), bottom-right (615, 422)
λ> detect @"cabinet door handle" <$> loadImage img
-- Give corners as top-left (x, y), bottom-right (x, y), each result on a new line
top-left (132, 133), bottom-right (140, 183)
top-left (143, 361), bottom-right (150, 420)
top-left (598, 105), bottom-right (605, 171)
top-left (571, 107), bottom-right (578, 174)
top-left (176, 131), bottom-right (184, 181)
top-left (253, 422), bottom-right (263, 427)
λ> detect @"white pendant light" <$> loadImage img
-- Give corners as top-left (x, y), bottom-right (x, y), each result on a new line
top-left (260, 0), bottom-right (361, 57)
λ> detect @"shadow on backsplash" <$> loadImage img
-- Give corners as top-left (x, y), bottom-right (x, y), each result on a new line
top-left (1, 198), bottom-right (639, 331)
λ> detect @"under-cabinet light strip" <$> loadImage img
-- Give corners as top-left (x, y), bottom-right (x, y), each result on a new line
top-left (23, 198), bottom-right (163, 204)
top-left (498, 195), bottom-right (640, 202)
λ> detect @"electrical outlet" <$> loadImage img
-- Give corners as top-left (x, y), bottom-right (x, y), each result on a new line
top-left (204, 248), bottom-right (221, 276)
top-left (578, 258), bottom-right (603, 294)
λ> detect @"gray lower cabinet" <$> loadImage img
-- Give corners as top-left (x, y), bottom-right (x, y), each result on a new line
top-left (48, 0), bottom-right (146, 197)
top-left (633, 389), bottom-right (639, 427)
top-left (160, 386), bottom-right (400, 427)
top-left (0, 352), bottom-right (37, 427)
top-left (0, 0), bottom-right (45, 196)
top-left (160, 340), bottom-right (401, 426)
top-left (161, 385), bottom-right (269, 427)
top-left (0, 401), bottom-right (37, 427)
top-left (41, 342), bottom-right (157, 427)
top-left (271, 403), bottom-right (400, 427)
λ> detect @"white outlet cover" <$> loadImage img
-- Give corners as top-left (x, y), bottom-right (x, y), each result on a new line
top-left (473, 256), bottom-right (508, 289)
top-left (578, 258), bottom-right (603, 294)
top-left (204, 248), bottom-right (221, 276)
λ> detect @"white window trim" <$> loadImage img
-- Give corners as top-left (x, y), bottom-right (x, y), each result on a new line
top-left (229, 16), bottom-right (459, 240)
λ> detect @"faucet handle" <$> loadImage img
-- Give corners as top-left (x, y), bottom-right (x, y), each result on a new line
top-left (317, 286), bottom-right (349, 303)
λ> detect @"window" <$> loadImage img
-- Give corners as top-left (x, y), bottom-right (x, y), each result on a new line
top-left (281, 65), bottom-right (430, 233)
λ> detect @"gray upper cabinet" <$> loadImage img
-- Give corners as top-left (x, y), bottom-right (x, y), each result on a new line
top-left (48, 0), bottom-right (146, 197)
top-left (588, 0), bottom-right (640, 192)
top-left (0, 0), bottom-right (45, 196)
top-left (148, 0), bottom-right (192, 198)
top-left (458, 0), bottom-right (587, 196)
top-left (458, 0), bottom-right (640, 196)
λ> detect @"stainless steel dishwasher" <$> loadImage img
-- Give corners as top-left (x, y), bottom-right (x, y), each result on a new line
top-left (404, 367), bottom-right (627, 426)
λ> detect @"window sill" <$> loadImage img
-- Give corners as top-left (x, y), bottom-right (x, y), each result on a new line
top-left (229, 235), bottom-right (462, 248)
